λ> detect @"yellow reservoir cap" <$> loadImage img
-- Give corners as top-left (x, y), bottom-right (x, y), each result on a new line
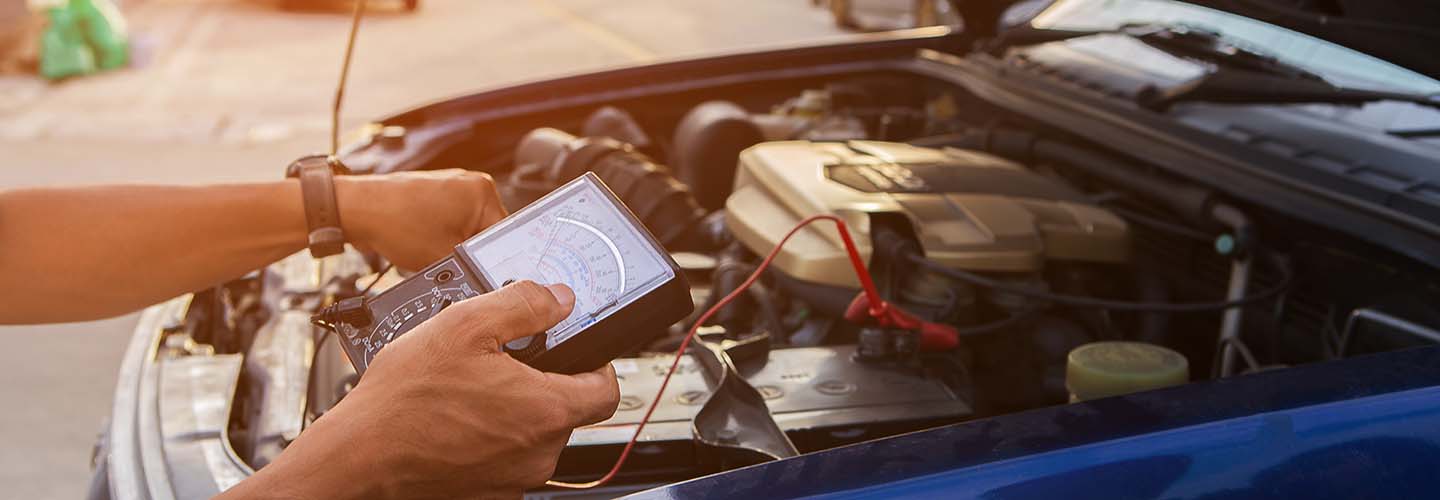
top-left (1066, 341), bottom-right (1189, 401)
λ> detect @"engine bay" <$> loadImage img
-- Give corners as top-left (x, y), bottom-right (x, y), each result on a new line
top-left (163, 48), bottom-right (1440, 497)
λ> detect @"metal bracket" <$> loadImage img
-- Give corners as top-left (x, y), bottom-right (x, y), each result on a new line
top-left (690, 335), bottom-right (798, 466)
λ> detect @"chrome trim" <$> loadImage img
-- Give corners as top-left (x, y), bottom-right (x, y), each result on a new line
top-left (108, 296), bottom-right (191, 500)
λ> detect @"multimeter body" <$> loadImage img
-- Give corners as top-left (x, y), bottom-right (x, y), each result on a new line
top-left (337, 172), bottom-right (693, 375)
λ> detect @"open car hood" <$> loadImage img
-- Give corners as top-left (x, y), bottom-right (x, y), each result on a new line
top-left (963, 0), bottom-right (1440, 83)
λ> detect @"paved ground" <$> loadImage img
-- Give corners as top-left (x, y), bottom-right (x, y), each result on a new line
top-left (0, 1), bottom-right (844, 498)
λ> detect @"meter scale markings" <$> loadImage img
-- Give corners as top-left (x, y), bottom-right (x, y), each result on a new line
top-left (492, 212), bottom-right (629, 345)
top-left (556, 215), bottom-right (626, 294)
top-left (464, 176), bottom-right (676, 355)
top-left (359, 285), bottom-right (473, 369)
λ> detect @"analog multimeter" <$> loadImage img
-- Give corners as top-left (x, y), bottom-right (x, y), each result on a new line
top-left (334, 172), bottom-right (693, 375)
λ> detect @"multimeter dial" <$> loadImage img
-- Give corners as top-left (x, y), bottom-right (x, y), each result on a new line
top-left (345, 258), bottom-right (480, 371)
top-left (368, 287), bottom-right (470, 346)
top-left (504, 333), bottom-right (548, 361)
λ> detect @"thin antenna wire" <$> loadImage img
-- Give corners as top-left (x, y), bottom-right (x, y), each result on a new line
top-left (332, 0), bottom-right (368, 156)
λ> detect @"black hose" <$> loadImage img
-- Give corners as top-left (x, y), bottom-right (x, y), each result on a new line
top-left (906, 252), bottom-right (1291, 313)
top-left (746, 281), bottom-right (789, 342)
top-left (954, 307), bottom-right (1037, 336)
top-left (707, 260), bottom-right (754, 328)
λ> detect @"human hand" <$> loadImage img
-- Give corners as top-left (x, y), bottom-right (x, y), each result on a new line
top-left (224, 281), bottom-right (620, 499)
top-left (335, 169), bottom-right (507, 270)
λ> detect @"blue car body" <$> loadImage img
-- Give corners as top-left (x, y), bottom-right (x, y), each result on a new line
top-left (639, 346), bottom-right (1440, 499)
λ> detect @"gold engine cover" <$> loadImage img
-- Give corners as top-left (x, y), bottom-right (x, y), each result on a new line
top-left (725, 141), bottom-right (1129, 288)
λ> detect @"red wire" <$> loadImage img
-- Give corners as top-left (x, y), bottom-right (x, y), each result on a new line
top-left (546, 215), bottom-right (880, 489)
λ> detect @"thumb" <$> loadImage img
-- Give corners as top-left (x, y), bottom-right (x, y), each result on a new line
top-left (450, 281), bottom-right (575, 351)
top-left (544, 363), bottom-right (621, 428)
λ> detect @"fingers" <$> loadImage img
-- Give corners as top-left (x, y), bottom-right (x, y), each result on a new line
top-left (544, 363), bottom-right (621, 428)
top-left (450, 169), bottom-right (507, 233)
top-left (449, 281), bottom-right (574, 348)
top-left (472, 174), bottom-right (508, 228)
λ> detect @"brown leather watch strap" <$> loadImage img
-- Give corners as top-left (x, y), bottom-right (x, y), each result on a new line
top-left (287, 155), bottom-right (346, 258)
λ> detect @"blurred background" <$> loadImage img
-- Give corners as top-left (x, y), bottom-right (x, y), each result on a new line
top-left (0, 1), bottom-right (957, 497)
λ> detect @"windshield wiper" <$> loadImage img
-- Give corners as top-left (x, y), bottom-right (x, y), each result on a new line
top-left (992, 23), bottom-right (1313, 77)
top-left (1136, 66), bottom-right (1440, 112)
top-left (994, 23), bottom-right (1440, 112)
top-left (1122, 25), bottom-right (1440, 111)
top-left (1387, 127), bottom-right (1440, 139)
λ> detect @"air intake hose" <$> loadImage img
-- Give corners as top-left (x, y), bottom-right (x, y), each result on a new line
top-left (513, 128), bottom-right (709, 249)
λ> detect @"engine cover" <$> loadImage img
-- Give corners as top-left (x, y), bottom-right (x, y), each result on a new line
top-left (726, 141), bottom-right (1129, 288)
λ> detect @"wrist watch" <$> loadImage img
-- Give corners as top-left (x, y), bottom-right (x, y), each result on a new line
top-left (285, 154), bottom-right (349, 258)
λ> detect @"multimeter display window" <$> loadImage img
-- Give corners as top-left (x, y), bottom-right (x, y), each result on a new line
top-left (463, 176), bottom-right (674, 349)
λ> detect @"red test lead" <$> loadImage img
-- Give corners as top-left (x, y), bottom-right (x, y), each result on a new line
top-left (547, 214), bottom-right (957, 489)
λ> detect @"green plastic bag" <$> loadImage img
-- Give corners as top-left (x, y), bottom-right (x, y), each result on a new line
top-left (71, 0), bottom-right (129, 70)
top-left (39, 5), bottom-right (95, 80)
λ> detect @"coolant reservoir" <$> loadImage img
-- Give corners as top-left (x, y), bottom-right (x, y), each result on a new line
top-left (1066, 341), bottom-right (1189, 401)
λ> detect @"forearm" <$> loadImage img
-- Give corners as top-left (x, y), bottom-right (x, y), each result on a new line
top-left (0, 169), bottom-right (501, 324)
top-left (0, 181), bottom-right (310, 323)
top-left (217, 391), bottom-right (390, 500)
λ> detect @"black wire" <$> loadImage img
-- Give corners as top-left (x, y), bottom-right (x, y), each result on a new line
top-left (953, 307), bottom-right (1038, 336)
top-left (361, 264), bottom-right (393, 295)
top-left (907, 252), bottom-right (1291, 313)
top-left (302, 330), bottom-right (333, 431)
top-left (305, 264), bottom-right (389, 429)
top-left (307, 267), bottom-right (389, 417)
top-left (335, 373), bottom-right (360, 402)
top-left (1101, 203), bottom-right (1216, 242)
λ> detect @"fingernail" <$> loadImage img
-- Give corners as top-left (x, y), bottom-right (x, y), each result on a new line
top-left (545, 283), bottom-right (575, 308)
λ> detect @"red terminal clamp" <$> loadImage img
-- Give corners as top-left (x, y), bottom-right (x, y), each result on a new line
top-left (843, 294), bottom-right (961, 352)
top-left (823, 215), bottom-right (961, 352)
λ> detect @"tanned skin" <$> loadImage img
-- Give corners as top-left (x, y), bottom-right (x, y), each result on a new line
top-left (0, 170), bottom-right (620, 499)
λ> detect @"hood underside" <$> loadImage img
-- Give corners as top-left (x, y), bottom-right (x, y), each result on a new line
top-left (964, 0), bottom-right (1440, 82)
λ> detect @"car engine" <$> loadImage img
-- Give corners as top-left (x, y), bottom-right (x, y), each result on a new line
top-left (183, 70), bottom-right (1440, 498)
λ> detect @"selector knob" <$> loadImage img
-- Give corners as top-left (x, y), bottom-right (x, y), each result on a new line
top-left (504, 333), bottom-right (548, 362)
